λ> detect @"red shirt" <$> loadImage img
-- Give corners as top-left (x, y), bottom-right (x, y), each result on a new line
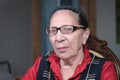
top-left (21, 47), bottom-right (117, 80)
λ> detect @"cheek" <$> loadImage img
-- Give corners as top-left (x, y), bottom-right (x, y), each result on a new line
top-left (69, 33), bottom-right (83, 50)
top-left (73, 32), bottom-right (83, 44)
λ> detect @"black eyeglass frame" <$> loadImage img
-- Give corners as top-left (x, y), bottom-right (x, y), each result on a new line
top-left (45, 25), bottom-right (86, 36)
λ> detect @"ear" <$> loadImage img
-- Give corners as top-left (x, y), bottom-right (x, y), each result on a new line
top-left (82, 28), bottom-right (90, 45)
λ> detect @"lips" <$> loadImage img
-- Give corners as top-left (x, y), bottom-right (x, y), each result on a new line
top-left (57, 46), bottom-right (68, 53)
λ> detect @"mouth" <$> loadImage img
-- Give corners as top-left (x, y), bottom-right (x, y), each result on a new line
top-left (57, 47), bottom-right (68, 53)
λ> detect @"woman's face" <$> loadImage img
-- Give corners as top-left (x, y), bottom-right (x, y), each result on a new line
top-left (49, 10), bottom-right (90, 60)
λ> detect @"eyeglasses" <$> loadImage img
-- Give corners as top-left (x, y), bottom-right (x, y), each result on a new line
top-left (46, 25), bottom-right (85, 36)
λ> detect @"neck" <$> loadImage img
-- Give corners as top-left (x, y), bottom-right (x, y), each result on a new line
top-left (60, 51), bottom-right (84, 70)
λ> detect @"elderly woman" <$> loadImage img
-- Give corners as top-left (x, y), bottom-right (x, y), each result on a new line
top-left (21, 6), bottom-right (117, 80)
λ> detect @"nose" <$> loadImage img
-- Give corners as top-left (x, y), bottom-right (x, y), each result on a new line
top-left (55, 30), bottom-right (65, 43)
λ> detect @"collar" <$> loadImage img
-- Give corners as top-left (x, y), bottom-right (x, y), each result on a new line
top-left (48, 46), bottom-right (92, 79)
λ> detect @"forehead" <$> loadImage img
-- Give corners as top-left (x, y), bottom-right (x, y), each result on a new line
top-left (50, 10), bottom-right (79, 24)
top-left (52, 9), bottom-right (78, 17)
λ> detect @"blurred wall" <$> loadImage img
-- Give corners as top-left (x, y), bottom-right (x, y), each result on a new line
top-left (0, 0), bottom-right (33, 77)
top-left (96, 0), bottom-right (120, 58)
top-left (41, 0), bottom-right (57, 55)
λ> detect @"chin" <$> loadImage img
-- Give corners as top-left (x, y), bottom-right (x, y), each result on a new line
top-left (59, 55), bottom-right (70, 60)
top-left (56, 51), bottom-right (69, 58)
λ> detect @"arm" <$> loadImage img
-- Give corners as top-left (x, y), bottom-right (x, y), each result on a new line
top-left (21, 57), bottom-right (42, 80)
top-left (101, 61), bottom-right (117, 80)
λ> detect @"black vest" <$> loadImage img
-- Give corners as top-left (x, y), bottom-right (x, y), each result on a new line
top-left (36, 52), bottom-right (106, 80)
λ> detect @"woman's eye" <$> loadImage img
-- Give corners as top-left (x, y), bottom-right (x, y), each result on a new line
top-left (50, 29), bottom-right (56, 33)
top-left (63, 27), bottom-right (73, 32)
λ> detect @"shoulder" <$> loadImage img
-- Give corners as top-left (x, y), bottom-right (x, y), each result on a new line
top-left (102, 60), bottom-right (116, 74)
top-left (103, 60), bottom-right (115, 67)
top-left (21, 56), bottom-right (43, 80)
top-left (34, 56), bottom-right (43, 70)
top-left (24, 56), bottom-right (43, 73)
top-left (101, 60), bottom-right (117, 80)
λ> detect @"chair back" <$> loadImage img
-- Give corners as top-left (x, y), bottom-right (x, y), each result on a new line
top-left (86, 35), bottom-right (120, 80)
